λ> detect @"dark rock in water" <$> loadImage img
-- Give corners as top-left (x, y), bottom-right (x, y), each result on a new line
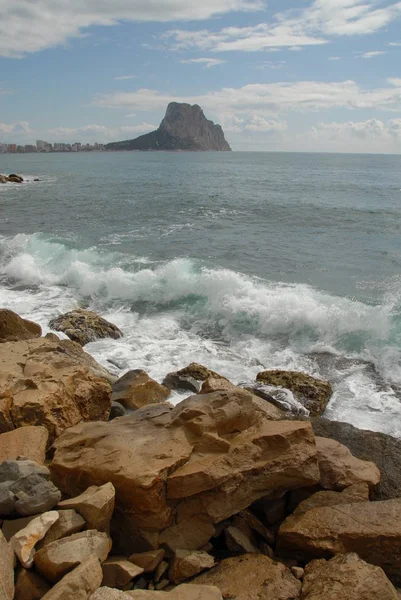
top-left (34, 178), bottom-right (40, 182)
top-left (8, 174), bottom-right (23, 183)
top-left (105, 102), bottom-right (231, 152)
top-left (162, 372), bottom-right (201, 394)
top-left (109, 401), bottom-right (126, 420)
top-left (49, 308), bottom-right (123, 346)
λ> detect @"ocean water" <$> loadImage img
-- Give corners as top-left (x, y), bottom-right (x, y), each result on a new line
top-left (0, 151), bottom-right (401, 436)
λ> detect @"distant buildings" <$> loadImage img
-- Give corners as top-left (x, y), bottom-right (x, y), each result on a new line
top-left (0, 140), bottom-right (104, 153)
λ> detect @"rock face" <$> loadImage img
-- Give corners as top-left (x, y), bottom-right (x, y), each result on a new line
top-left (50, 390), bottom-right (319, 554)
top-left (301, 553), bottom-right (399, 600)
top-left (0, 530), bottom-right (14, 600)
top-left (0, 309), bottom-right (41, 342)
top-left (49, 309), bottom-right (123, 346)
top-left (111, 371), bottom-right (170, 411)
top-left (0, 425), bottom-right (48, 464)
top-left (0, 337), bottom-right (112, 441)
top-left (105, 103), bottom-right (231, 152)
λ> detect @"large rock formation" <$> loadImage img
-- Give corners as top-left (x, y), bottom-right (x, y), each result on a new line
top-left (105, 103), bottom-right (231, 152)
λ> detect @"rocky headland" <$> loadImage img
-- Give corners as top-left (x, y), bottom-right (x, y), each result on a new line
top-left (105, 103), bottom-right (231, 152)
top-left (1, 308), bottom-right (401, 600)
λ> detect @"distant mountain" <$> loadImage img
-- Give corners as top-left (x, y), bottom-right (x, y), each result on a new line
top-left (105, 103), bottom-right (231, 152)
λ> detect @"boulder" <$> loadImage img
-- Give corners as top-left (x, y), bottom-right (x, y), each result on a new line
top-left (58, 483), bottom-right (115, 533)
top-left (0, 309), bottom-right (41, 342)
top-left (34, 530), bottom-right (112, 583)
top-left (169, 550), bottom-right (214, 583)
top-left (14, 569), bottom-right (51, 600)
top-left (111, 371), bottom-right (170, 411)
top-left (0, 530), bottom-right (14, 600)
top-left (128, 550), bottom-right (165, 573)
top-left (41, 555), bottom-right (103, 600)
top-left (293, 483), bottom-right (369, 516)
top-left (301, 553), bottom-right (399, 599)
top-left (37, 509), bottom-right (86, 549)
top-left (315, 437), bottom-right (380, 491)
top-left (0, 337), bottom-right (112, 441)
top-left (102, 557), bottom-right (144, 589)
top-left (110, 402), bottom-right (126, 420)
top-left (49, 309), bottom-right (122, 346)
top-left (2, 515), bottom-right (37, 540)
top-left (278, 498), bottom-right (401, 582)
top-left (10, 510), bottom-right (59, 567)
top-left (0, 426), bottom-right (48, 464)
top-left (256, 370), bottom-right (332, 416)
top-left (163, 364), bottom-right (226, 392)
top-left (8, 174), bottom-right (24, 183)
top-left (312, 418), bottom-right (401, 500)
top-left (90, 584), bottom-right (223, 599)
top-left (191, 554), bottom-right (301, 600)
top-left (0, 459), bottom-right (61, 517)
top-left (224, 525), bottom-right (259, 554)
top-left (50, 390), bottom-right (320, 554)
top-left (90, 589), bottom-right (129, 600)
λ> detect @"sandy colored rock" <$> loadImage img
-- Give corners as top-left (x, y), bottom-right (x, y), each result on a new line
top-left (294, 483), bottom-right (370, 516)
top-left (0, 337), bottom-right (112, 441)
top-left (128, 549), bottom-right (165, 573)
top-left (2, 515), bottom-right (37, 540)
top-left (111, 370), bottom-right (169, 411)
top-left (278, 498), bottom-right (401, 582)
top-left (51, 390), bottom-right (320, 554)
top-left (37, 509), bottom-right (86, 549)
top-left (301, 553), bottom-right (399, 599)
top-left (192, 554), bottom-right (301, 600)
top-left (90, 589), bottom-right (129, 600)
top-left (256, 370), bottom-right (332, 417)
top-left (91, 585), bottom-right (223, 600)
top-left (14, 568), bottom-right (51, 600)
top-left (202, 379), bottom-right (284, 419)
top-left (0, 426), bottom-right (48, 464)
top-left (238, 509), bottom-right (275, 544)
top-left (58, 483), bottom-right (115, 533)
top-left (49, 309), bottom-right (123, 346)
top-left (169, 550), bottom-right (215, 584)
top-left (0, 309), bottom-right (41, 342)
top-left (291, 567), bottom-right (304, 580)
top-left (41, 555), bottom-right (103, 600)
top-left (34, 530), bottom-right (112, 583)
top-left (225, 525), bottom-right (259, 554)
top-left (316, 437), bottom-right (380, 491)
top-left (0, 530), bottom-right (14, 600)
top-left (10, 510), bottom-right (59, 567)
top-left (102, 557), bottom-right (144, 589)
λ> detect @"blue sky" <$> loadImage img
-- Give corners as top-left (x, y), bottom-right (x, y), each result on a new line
top-left (1, 0), bottom-right (401, 152)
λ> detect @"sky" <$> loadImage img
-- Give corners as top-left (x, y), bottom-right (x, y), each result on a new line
top-left (1, 0), bottom-right (401, 152)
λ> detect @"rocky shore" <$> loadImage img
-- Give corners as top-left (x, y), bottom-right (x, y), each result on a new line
top-left (1, 308), bottom-right (401, 599)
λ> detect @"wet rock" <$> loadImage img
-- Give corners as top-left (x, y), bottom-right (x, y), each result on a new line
top-left (293, 483), bottom-right (370, 516)
top-left (110, 401), bottom-right (126, 420)
top-left (301, 553), bottom-right (399, 599)
top-left (112, 370), bottom-right (170, 411)
top-left (49, 309), bottom-right (123, 346)
top-left (37, 509), bottom-right (85, 549)
top-left (102, 557), bottom-right (144, 589)
top-left (257, 370), bottom-right (333, 416)
top-left (163, 363), bottom-right (226, 390)
top-left (0, 309), bottom-right (41, 342)
top-left (58, 483), bottom-right (115, 533)
top-left (0, 459), bottom-right (61, 517)
top-left (243, 382), bottom-right (310, 417)
top-left (10, 510), bottom-right (59, 567)
top-left (169, 550), bottom-right (215, 583)
top-left (0, 530), bottom-right (14, 600)
top-left (8, 174), bottom-right (24, 183)
top-left (41, 555), bottom-right (103, 600)
top-left (162, 372), bottom-right (201, 394)
top-left (128, 549), bottom-right (165, 573)
top-left (14, 569), bottom-right (51, 600)
top-left (0, 425), bottom-right (48, 464)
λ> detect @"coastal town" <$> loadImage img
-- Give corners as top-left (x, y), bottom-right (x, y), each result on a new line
top-left (0, 140), bottom-right (104, 153)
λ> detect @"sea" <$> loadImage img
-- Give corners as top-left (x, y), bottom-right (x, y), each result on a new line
top-left (0, 151), bottom-right (400, 436)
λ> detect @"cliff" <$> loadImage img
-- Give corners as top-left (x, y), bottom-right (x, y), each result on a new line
top-left (105, 103), bottom-right (231, 152)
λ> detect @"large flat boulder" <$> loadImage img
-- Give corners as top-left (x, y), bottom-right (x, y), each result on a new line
top-left (49, 309), bottom-right (122, 346)
top-left (51, 390), bottom-right (320, 554)
top-left (0, 337), bottom-right (112, 441)
top-left (0, 426), bottom-right (48, 464)
top-left (0, 309), bottom-right (41, 342)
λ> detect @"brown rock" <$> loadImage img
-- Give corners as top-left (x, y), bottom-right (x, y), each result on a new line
top-left (37, 509), bottom-right (86, 549)
top-left (51, 390), bottom-right (320, 554)
top-left (41, 555), bottom-right (103, 600)
top-left (14, 569), bottom-right (51, 600)
top-left (301, 553), bottom-right (399, 599)
top-left (49, 309), bottom-right (122, 346)
top-left (58, 483), bottom-right (115, 533)
top-left (256, 370), bottom-right (332, 416)
top-left (90, 589), bottom-right (129, 600)
top-left (102, 557), bottom-right (144, 589)
top-left (2, 515), bottom-right (37, 541)
top-left (0, 337), bottom-right (112, 441)
top-left (293, 483), bottom-right (369, 516)
top-left (224, 525), bottom-right (259, 554)
top-left (10, 510), bottom-right (59, 567)
top-left (111, 370), bottom-right (169, 411)
top-left (169, 550), bottom-right (215, 583)
top-left (238, 509), bottom-right (275, 544)
top-left (165, 363), bottom-right (226, 384)
top-left (154, 561), bottom-right (168, 583)
top-left (278, 498), bottom-right (401, 582)
top-left (316, 437), bottom-right (380, 491)
top-left (34, 530), bottom-right (112, 583)
top-left (0, 309), bottom-right (41, 342)
top-left (91, 584), bottom-right (223, 599)
top-left (128, 550), bottom-right (165, 573)
top-left (0, 426), bottom-right (48, 464)
top-left (291, 567), bottom-right (304, 580)
top-left (0, 530), bottom-right (14, 600)
top-left (191, 554), bottom-right (301, 600)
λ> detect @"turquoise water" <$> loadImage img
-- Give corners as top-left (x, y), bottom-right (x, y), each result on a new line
top-left (0, 151), bottom-right (401, 435)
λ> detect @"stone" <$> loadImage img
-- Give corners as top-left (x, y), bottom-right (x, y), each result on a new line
top-left (262, 496), bottom-right (287, 526)
top-left (10, 510), bottom-right (59, 567)
top-left (0, 459), bottom-right (61, 517)
top-left (291, 567), bottom-right (304, 580)
top-left (0, 309), bottom-right (41, 342)
top-left (224, 525), bottom-right (259, 554)
top-left (0, 337), bottom-right (112, 441)
top-left (102, 558), bottom-right (144, 589)
top-left (162, 372), bottom-right (201, 394)
top-left (8, 174), bottom-right (23, 183)
top-left (128, 550), bottom-right (165, 573)
top-left (256, 370), bottom-right (333, 416)
top-left (238, 509), bottom-right (275, 544)
top-left (293, 483), bottom-right (370, 516)
top-left (169, 550), bottom-right (215, 583)
top-left (316, 437), bottom-right (380, 491)
top-left (91, 585), bottom-right (223, 599)
top-left (34, 530), bottom-right (112, 583)
top-left (301, 553), bottom-right (399, 599)
top-left (41, 555), bottom-right (103, 600)
top-left (49, 309), bottom-right (123, 346)
top-left (277, 498), bottom-right (401, 583)
top-left (0, 530), bottom-right (14, 600)
top-left (191, 554), bottom-right (301, 600)
top-left (154, 561), bottom-right (168, 582)
top-left (0, 426), bottom-right (48, 464)
top-left (312, 418), bottom-right (401, 500)
top-left (90, 589), bottom-right (128, 600)
top-left (51, 390), bottom-right (320, 554)
top-left (2, 515), bottom-right (37, 540)
top-left (110, 402), bottom-right (126, 420)
top-left (37, 509), bottom-right (86, 549)
top-left (14, 569), bottom-right (51, 600)
top-left (58, 483), bottom-right (115, 533)
top-left (111, 371), bottom-right (169, 411)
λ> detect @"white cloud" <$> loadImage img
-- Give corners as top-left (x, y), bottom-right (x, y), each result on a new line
top-left (0, 121), bottom-right (32, 139)
top-left (244, 115), bottom-right (287, 132)
top-left (180, 58), bottom-right (226, 68)
top-left (329, 56), bottom-right (340, 60)
top-left (115, 74), bottom-right (137, 80)
top-left (0, 0), bottom-right (263, 58)
top-left (360, 50), bottom-right (387, 58)
top-left (311, 118), bottom-right (401, 150)
top-left (389, 41), bottom-right (401, 46)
